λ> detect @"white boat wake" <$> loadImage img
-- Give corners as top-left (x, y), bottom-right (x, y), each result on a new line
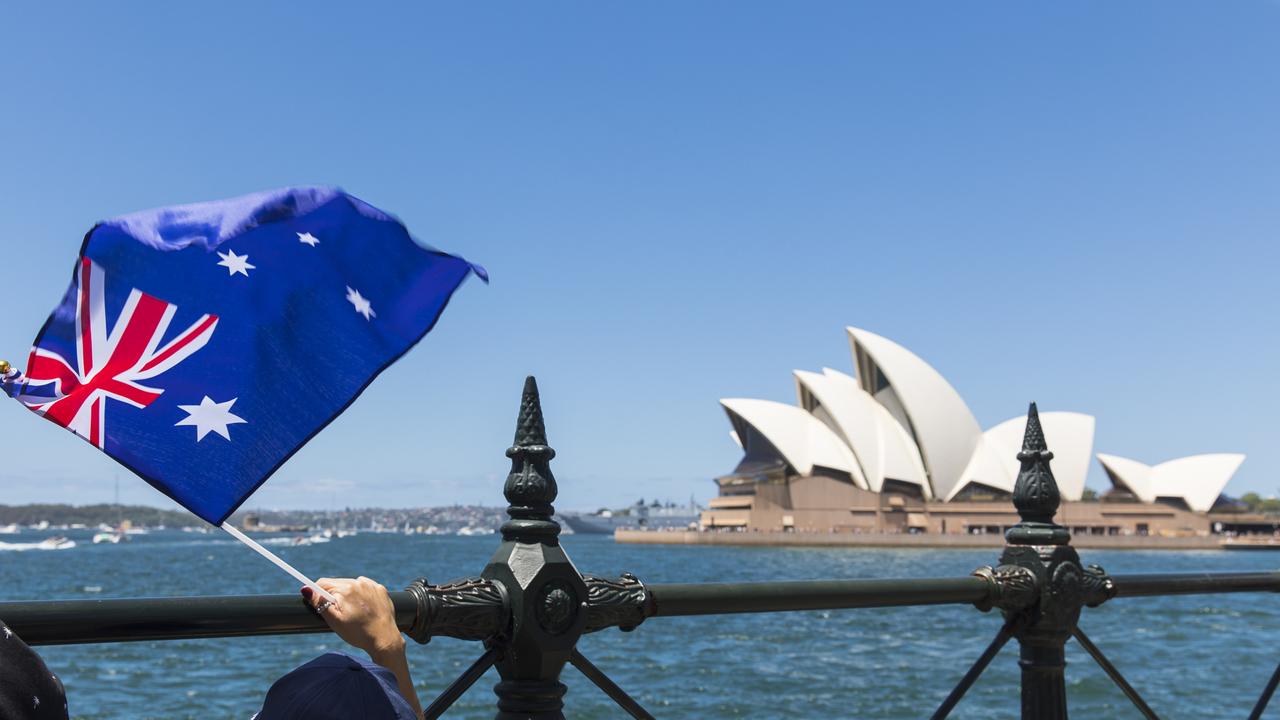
top-left (0, 538), bottom-right (77, 551)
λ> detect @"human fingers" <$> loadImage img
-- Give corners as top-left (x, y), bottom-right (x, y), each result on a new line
top-left (353, 577), bottom-right (390, 603)
top-left (353, 578), bottom-right (400, 637)
top-left (357, 576), bottom-right (389, 594)
top-left (317, 577), bottom-right (353, 592)
top-left (301, 585), bottom-right (327, 610)
top-left (370, 580), bottom-right (395, 615)
top-left (321, 579), bottom-right (362, 605)
top-left (309, 580), bottom-right (358, 612)
top-left (300, 587), bottom-right (340, 627)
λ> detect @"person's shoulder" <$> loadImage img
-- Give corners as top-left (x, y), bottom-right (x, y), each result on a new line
top-left (0, 619), bottom-right (69, 720)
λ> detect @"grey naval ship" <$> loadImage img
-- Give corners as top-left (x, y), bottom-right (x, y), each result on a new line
top-left (561, 498), bottom-right (702, 534)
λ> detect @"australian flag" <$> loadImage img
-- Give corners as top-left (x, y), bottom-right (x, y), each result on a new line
top-left (2, 187), bottom-right (485, 525)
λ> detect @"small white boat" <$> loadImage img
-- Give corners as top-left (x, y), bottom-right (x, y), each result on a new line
top-left (38, 536), bottom-right (76, 550)
top-left (0, 523), bottom-right (20, 535)
top-left (93, 531), bottom-right (125, 544)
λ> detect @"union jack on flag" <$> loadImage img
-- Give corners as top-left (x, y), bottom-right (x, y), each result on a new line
top-left (2, 187), bottom-right (485, 524)
top-left (14, 258), bottom-right (218, 449)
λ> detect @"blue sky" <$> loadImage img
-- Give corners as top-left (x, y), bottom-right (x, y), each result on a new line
top-left (1, 2), bottom-right (1276, 512)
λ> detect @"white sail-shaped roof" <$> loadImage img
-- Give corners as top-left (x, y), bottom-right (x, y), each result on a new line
top-left (847, 327), bottom-right (982, 499)
top-left (954, 440), bottom-right (1013, 497)
top-left (950, 412), bottom-right (1096, 501)
top-left (720, 398), bottom-right (866, 488)
top-left (793, 368), bottom-right (930, 497)
top-left (1097, 452), bottom-right (1245, 513)
top-left (1095, 453), bottom-right (1154, 502)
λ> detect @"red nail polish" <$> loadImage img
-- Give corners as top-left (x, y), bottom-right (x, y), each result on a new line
top-left (301, 586), bottom-right (313, 598)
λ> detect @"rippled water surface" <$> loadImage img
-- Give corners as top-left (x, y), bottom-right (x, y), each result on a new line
top-left (1, 530), bottom-right (1277, 719)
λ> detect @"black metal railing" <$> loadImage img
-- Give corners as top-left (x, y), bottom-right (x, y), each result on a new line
top-left (1, 378), bottom-right (1277, 719)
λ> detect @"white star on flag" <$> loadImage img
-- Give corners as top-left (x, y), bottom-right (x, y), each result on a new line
top-left (216, 250), bottom-right (255, 277)
top-left (176, 396), bottom-right (247, 441)
top-left (297, 232), bottom-right (320, 247)
top-left (346, 286), bottom-right (376, 320)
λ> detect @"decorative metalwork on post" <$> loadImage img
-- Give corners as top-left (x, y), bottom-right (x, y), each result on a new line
top-left (480, 376), bottom-right (589, 718)
top-left (404, 577), bottom-right (506, 644)
top-left (402, 377), bottom-right (654, 720)
top-left (967, 403), bottom-right (1117, 720)
top-left (581, 573), bottom-right (649, 634)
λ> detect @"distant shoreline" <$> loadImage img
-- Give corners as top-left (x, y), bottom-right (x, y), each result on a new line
top-left (0, 503), bottom-right (508, 531)
top-left (614, 528), bottom-right (1265, 551)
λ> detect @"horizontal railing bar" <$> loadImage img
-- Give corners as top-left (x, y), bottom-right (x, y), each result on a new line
top-left (1110, 572), bottom-right (1280, 598)
top-left (0, 592), bottom-right (419, 646)
top-left (646, 570), bottom-right (1280, 617)
top-left (647, 577), bottom-right (992, 616)
top-left (1, 570), bottom-right (1276, 646)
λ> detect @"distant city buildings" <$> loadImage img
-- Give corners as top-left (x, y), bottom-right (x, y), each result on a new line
top-left (234, 505), bottom-right (509, 535)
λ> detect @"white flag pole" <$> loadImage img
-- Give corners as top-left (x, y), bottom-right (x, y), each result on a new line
top-left (221, 522), bottom-right (338, 604)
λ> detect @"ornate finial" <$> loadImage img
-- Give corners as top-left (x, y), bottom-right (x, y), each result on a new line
top-left (1018, 402), bottom-right (1051, 460)
top-left (501, 376), bottom-right (560, 543)
top-left (1007, 402), bottom-right (1069, 545)
top-left (0, 360), bottom-right (10, 376)
top-left (514, 376), bottom-right (548, 447)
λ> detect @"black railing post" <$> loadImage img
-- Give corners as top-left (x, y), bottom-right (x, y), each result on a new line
top-left (975, 403), bottom-right (1115, 720)
top-left (406, 377), bottom-right (652, 718)
top-left (480, 376), bottom-right (589, 719)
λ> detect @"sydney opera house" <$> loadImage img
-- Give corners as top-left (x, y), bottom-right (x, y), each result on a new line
top-left (702, 327), bottom-right (1250, 538)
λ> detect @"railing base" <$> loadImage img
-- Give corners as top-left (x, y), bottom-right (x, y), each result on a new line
top-left (494, 680), bottom-right (567, 719)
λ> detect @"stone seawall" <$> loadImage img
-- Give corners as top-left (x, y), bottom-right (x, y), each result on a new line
top-left (614, 529), bottom-right (1225, 550)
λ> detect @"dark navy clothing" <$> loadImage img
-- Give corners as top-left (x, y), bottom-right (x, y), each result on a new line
top-left (0, 620), bottom-right (68, 720)
top-left (256, 652), bottom-right (416, 720)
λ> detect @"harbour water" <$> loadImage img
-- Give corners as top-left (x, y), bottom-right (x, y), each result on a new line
top-left (0, 529), bottom-right (1276, 719)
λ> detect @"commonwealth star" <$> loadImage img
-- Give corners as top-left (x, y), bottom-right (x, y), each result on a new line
top-left (216, 250), bottom-right (255, 277)
top-left (176, 396), bottom-right (247, 441)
